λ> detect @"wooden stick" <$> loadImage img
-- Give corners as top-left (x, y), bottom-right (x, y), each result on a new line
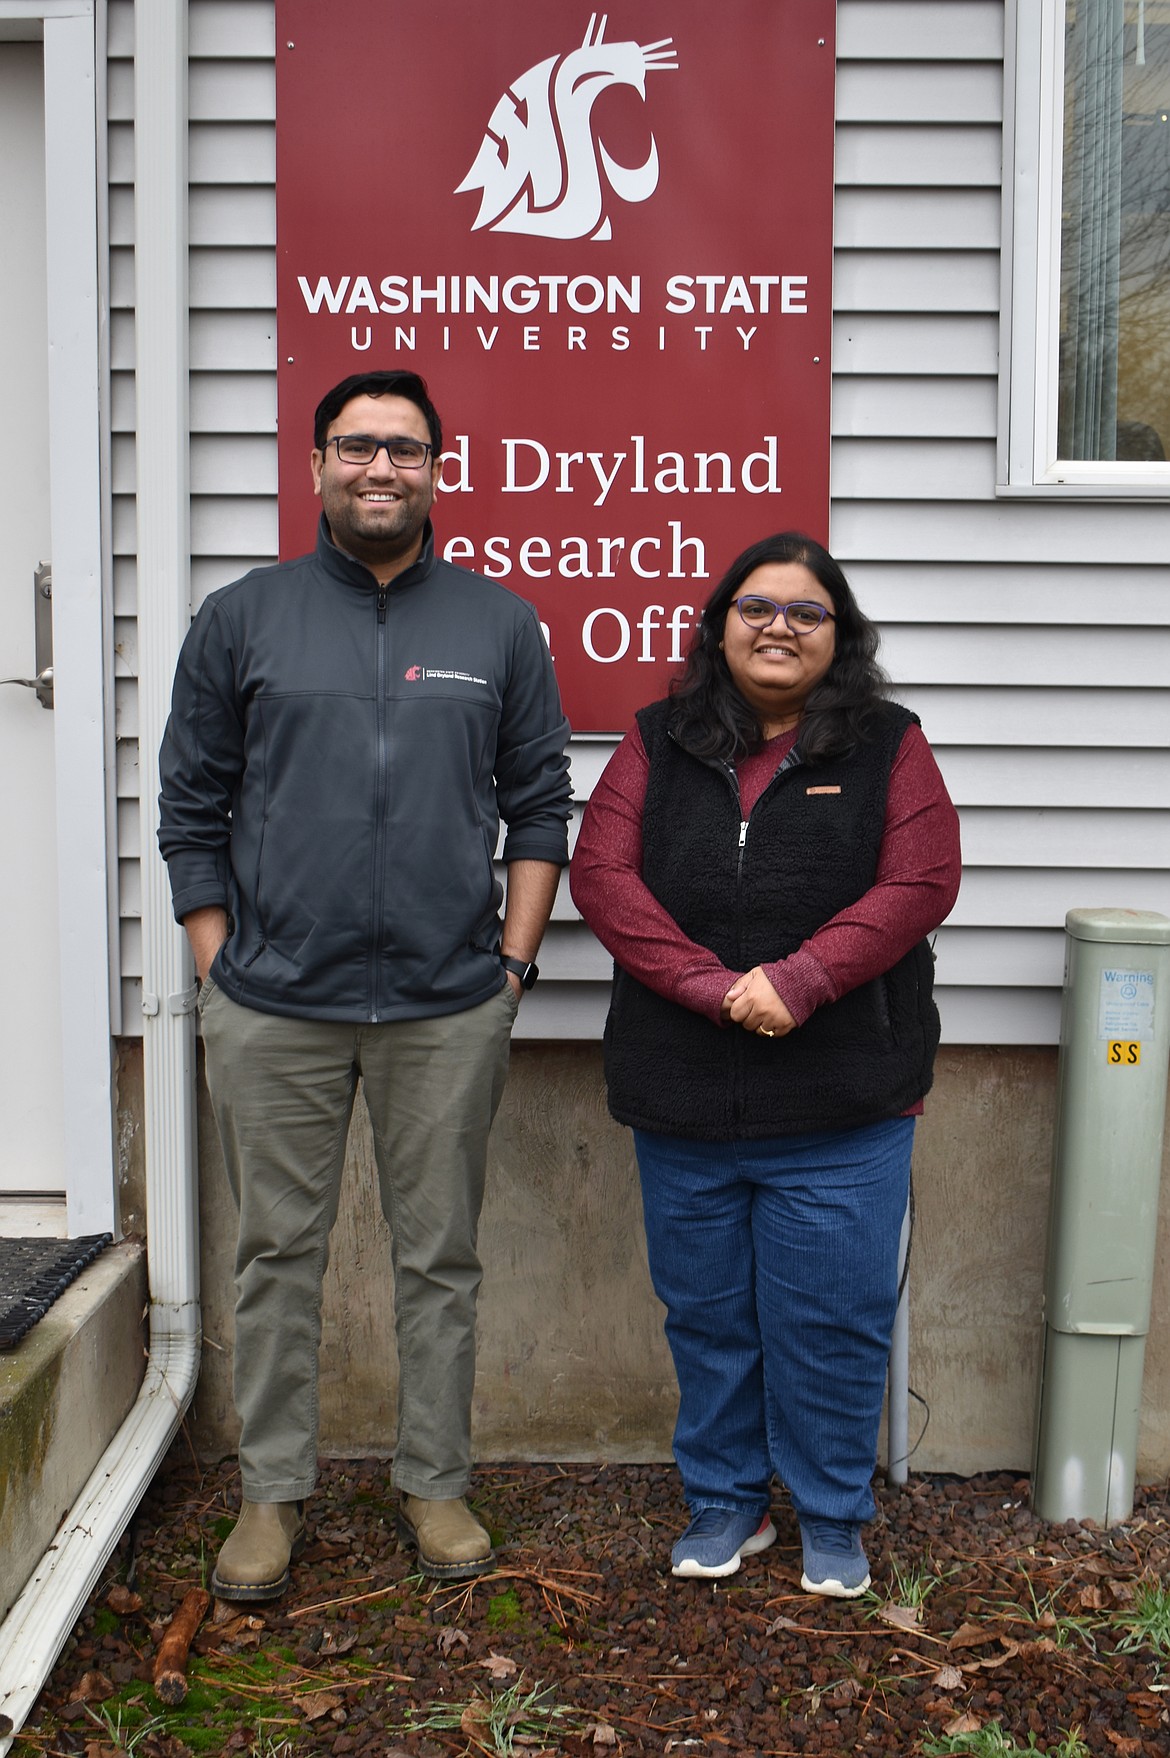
top-left (153, 1587), bottom-right (210, 1705)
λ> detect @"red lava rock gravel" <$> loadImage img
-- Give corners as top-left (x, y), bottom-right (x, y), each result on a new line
top-left (14, 1448), bottom-right (1170, 1757)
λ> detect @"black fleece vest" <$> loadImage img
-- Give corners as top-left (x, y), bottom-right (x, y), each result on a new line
top-left (602, 698), bottom-right (940, 1140)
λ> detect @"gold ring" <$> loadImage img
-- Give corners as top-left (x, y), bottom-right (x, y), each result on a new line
top-left (757, 1026), bottom-right (775, 1038)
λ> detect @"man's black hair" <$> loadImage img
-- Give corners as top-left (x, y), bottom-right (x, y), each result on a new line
top-left (312, 371), bottom-right (443, 455)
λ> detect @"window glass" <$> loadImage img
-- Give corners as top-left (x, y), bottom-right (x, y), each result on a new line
top-left (1060, 0), bottom-right (1170, 461)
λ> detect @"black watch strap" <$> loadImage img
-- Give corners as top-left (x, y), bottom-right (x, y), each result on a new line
top-left (499, 954), bottom-right (539, 990)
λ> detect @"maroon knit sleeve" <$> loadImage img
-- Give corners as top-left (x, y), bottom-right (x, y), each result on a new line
top-left (569, 727), bottom-right (739, 1023)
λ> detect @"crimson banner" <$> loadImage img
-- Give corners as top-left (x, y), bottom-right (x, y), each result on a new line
top-left (275, 1), bottom-right (835, 731)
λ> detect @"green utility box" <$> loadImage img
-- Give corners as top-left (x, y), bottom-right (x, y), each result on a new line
top-left (1033, 909), bottom-right (1170, 1526)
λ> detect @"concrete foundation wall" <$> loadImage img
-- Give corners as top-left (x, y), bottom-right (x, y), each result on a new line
top-left (0, 1244), bottom-right (147, 1622)
top-left (177, 1043), bottom-right (1170, 1481)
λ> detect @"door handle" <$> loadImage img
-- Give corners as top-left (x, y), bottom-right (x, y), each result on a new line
top-left (1, 563), bottom-right (53, 708)
top-left (1, 666), bottom-right (54, 709)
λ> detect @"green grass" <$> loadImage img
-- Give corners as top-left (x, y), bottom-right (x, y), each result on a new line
top-left (1116, 1578), bottom-right (1170, 1656)
top-left (883, 1555), bottom-right (951, 1609)
top-left (923, 1721), bottom-right (1090, 1758)
top-left (997, 1569), bottom-right (1100, 1653)
top-left (404, 1674), bottom-right (584, 1757)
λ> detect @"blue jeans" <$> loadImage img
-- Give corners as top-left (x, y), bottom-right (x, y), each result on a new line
top-left (634, 1118), bottom-right (914, 1525)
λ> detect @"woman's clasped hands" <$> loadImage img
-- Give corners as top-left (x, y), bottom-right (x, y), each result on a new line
top-left (721, 966), bottom-right (797, 1038)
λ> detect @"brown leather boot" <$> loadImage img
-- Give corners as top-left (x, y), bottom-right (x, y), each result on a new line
top-left (397, 1494), bottom-right (494, 1580)
top-left (210, 1498), bottom-right (306, 1603)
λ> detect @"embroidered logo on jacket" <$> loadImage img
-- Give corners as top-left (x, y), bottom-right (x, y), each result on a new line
top-left (404, 664), bottom-right (489, 687)
top-left (456, 14), bottom-right (678, 241)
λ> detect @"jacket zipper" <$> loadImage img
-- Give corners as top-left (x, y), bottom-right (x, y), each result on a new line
top-left (368, 585), bottom-right (390, 1020)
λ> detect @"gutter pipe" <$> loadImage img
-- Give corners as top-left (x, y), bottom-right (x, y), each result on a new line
top-left (0, 5), bottom-right (197, 1743)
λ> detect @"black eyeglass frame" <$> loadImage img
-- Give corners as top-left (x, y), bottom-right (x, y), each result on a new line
top-left (326, 434), bottom-right (436, 469)
top-left (731, 595), bottom-right (837, 634)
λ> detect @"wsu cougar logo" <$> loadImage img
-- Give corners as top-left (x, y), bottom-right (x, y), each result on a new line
top-left (456, 14), bottom-right (679, 241)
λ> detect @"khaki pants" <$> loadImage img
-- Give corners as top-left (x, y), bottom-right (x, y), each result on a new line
top-left (199, 978), bottom-right (517, 1502)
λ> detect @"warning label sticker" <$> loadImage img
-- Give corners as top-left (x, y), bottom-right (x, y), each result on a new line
top-left (1098, 969), bottom-right (1156, 1041)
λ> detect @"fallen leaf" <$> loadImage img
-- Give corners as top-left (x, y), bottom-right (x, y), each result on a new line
top-left (959, 1637), bottom-right (1020, 1673)
top-left (1104, 1735), bottom-right (1143, 1754)
top-left (478, 1651), bottom-right (518, 1680)
top-left (106, 1585), bottom-right (142, 1616)
top-left (138, 1735), bottom-right (196, 1758)
top-left (318, 1627), bottom-right (360, 1657)
top-left (930, 1665), bottom-right (964, 1690)
top-left (297, 1690), bottom-right (344, 1723)
top-left (878, 1601), bottom-right (923, 1631)
top-left (211, 1597), bottom-right (257, 1627)
top-left (437, 1625), bottom-right (470, 1656)
top-left (944, 1711), bottom-right (984, 1736)
top-left (461, 1699), bottom-right (491, 1741)
top-left (1078, 1583), bottom-right (1105, 1609)
top-left (300, 1539), bottom-right (352, 1562)
top-left (827, 1678), bottom-right (863, 1707)
top-left (84, 1742), bottom-right (118, 1758)
top-left (196, 1611), bottom-right (264, 1655)
top-left (585, 1723), bottom-right (618, 1748)
top-left (74, 1671), bottom-right (115, 1703)
top-left (765, 1614), bottom-right (803, 1635)
top-left (948, 1621), bottom-right (998, 1648)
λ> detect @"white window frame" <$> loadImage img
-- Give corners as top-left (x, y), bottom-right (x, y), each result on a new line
top-left (999, 0), bottom-right (1170, 497)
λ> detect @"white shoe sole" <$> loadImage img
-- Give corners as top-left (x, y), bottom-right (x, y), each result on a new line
top-left (800, 1567), bottom-right (871, 1598)
top-left (672, 1518), bottom-right (777, 1579)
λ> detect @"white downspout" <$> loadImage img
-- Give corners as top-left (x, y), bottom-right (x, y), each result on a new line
top-left (0, 4), bottom-right (198, 1744)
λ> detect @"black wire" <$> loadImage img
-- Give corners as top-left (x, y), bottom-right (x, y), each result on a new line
top-left (897, 1171), bottom-right (915, 1305)
top-left (905, 1387), bottom-right (931, 1462)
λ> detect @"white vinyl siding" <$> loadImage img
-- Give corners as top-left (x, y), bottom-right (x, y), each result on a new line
top-left (109, 0), bottom-right (1170, 1045)
top-left (831, 0), bottom-right (1169, 1045)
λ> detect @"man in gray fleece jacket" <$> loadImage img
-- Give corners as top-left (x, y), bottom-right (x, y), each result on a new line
top-left (159, 370), bottom-right (570, 1600)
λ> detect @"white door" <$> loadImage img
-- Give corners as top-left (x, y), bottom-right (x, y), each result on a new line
top-left (0, 41), bottom-right (67, 1213)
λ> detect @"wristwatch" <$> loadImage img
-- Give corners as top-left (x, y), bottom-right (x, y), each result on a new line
top-left (499, 953), bottom-right (539, 990)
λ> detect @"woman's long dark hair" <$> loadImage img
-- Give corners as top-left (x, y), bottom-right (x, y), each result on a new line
top-left (668, 532), bottom-right (890, 764)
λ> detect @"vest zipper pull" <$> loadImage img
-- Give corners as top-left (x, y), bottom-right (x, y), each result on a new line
top-left (377, 585), bottom-right (387, 624)
top-left (738, 820), bottom-right (748, 848)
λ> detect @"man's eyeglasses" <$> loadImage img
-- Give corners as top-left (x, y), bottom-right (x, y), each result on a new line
top-left (327, 434), bottom-right (435, 469)
top-left (732, 596), bottom-right (836, 634)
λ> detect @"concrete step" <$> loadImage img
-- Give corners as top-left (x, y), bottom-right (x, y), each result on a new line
top-left (0, 1243), bottom-right (147, 1622)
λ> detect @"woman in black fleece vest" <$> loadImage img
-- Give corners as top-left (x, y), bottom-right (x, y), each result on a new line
top-left (570, 532), bottom-right (961, 1596)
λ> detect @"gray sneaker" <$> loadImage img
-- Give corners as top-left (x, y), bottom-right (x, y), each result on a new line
top-left (798, 1517), bottom-right (871, 1598)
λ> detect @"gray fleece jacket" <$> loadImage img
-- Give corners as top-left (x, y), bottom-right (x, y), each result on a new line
top-left (158, 518), bottom-right (571, 1022)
